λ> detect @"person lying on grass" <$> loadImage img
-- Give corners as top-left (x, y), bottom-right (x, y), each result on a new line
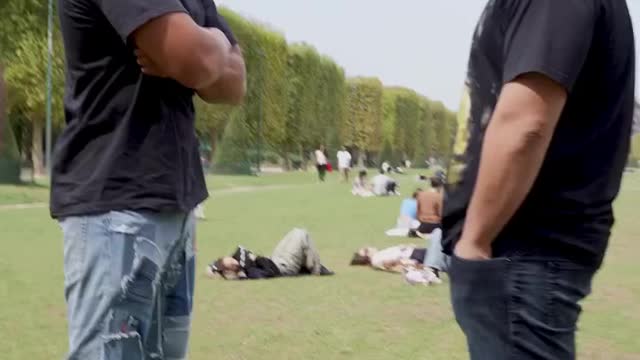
top-left (350, 245), bottom-right (426, 273)
top-left (206, 228), bottom-right (334, 280)
top-left (351, 228), bottom-right (450, 284)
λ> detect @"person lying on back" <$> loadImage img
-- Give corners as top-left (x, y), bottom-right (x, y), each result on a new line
top-left (207, 228), bottom-right (334, 280)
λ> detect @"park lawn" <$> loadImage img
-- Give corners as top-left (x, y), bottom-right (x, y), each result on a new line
top-left (0, 171), bottom-right (638, 359)
top-left (0, 171), bottom-right (319, 206)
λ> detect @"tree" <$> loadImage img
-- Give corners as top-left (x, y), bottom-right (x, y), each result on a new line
top-left (0, 64), bottom-right (21, 183)
top-left (1, 0), bottom-right (64, 176)
top-left (630, 100), bottom-right (640, 166)
top-left (393, 89), bottom-right (421, 162)
top-left (5, 30), bottom-right (65, 176)
top-left (214, 113), bottom-right (254, 175)
top-left (343, 77), bottom-right (383, 164)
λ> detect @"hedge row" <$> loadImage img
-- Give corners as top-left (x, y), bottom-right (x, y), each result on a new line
top-left (209, 8), bottom-right (458, 172)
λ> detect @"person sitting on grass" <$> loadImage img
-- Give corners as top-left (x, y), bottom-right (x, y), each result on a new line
top-left (352, 170), bottom-right (374, 197)
top-left (207, 228), bottom-right (334, 280)
top-left (385, 190), bottom-right (422, 237)
top-left (372, 169), bottom-right (399, 196)
top-left (414, 176), bottom-right (444, 236)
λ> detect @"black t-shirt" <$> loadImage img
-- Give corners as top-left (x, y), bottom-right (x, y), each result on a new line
top-left (51, 0), bottom-right (236, 218)
top-left (442, 0), bottom-right (635, 267)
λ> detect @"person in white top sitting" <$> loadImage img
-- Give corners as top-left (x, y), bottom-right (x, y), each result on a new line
top-left (352, 170), bottom-right (374, 197)
top-left (314, 145), bottom-right (328, 182)
top-left (381, 161), bottom-right (392, 174)
top-left (371, 169), bottom-right (399, 196)
top-left (336, 146), bottom-right (352, 182)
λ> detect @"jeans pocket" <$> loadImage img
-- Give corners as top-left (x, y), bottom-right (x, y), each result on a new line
top-left (61, 217), bottom-right (89, 288)
top-left (450, 255), bottom-right (511, 304)
top-left (547, 265), bottom-right (594, 332)
top-left (450, 255), bottom-right (510, 280)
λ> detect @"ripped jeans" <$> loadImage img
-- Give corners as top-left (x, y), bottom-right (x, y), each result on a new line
top-left (60, 211), bottom-right (196, 360)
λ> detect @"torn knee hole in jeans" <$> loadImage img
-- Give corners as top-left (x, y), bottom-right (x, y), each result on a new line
top-left (103, 313), bottom-right (145, 357)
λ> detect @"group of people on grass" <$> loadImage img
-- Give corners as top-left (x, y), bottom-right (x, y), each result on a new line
top-left (314, 145), bottom-right (353, 183)
top-left (352, 169), bottom-right (400, 197)
top-left (51, 0), bottom-right (635, 358)
top-left (207, 175), bottom-right (448, 285)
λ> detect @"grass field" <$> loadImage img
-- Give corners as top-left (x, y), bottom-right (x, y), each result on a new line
top-left (1, 170), bottom-right (639, 359)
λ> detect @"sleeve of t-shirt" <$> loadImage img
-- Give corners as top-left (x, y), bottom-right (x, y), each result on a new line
top-left (204, 2), bottom-right (238, 46)
top-left (502, 0), bottom-right (597, 93)
top-left (93, 0), bottom-right (187, 43)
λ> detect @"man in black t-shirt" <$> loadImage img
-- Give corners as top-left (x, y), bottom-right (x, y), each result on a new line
top-left (54, 0), bottom-right (245, 358)
top-left (442, 1), bottom-right (635, 359)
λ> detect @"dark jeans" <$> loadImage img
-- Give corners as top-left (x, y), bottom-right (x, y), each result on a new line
top-left (417, 222), bottom-right (440, 234)
top-left (317, 164), bottom-right (327, 181)
top-left (450, 256), bottom-right (596, 360)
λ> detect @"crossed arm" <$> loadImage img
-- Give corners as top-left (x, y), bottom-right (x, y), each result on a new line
top-left (131, 12), bottom-right (246, 105)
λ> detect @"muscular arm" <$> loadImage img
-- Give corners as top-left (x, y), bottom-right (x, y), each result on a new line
top-left (196, 45), bottom-right (246, 104)
top-left (455, 73), bottom-right (566, 259)
top-left (131, 13), bottom-right (231, 90)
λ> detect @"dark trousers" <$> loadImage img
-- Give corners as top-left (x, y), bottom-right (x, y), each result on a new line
top-left (450, 256), bottom-right (596, 360)
top-left (417, 222), bottom-right (440, 234)
top-left (317, 164), bottom-right (327, 181)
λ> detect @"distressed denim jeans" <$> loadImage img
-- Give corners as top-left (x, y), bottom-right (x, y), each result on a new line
top-left (60, 210), bottom-right (196, 360)
top-left (449, 256), bottom-right (596, 360)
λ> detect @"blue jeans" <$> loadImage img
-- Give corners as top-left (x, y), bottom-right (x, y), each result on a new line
top-left (60, 211), bottom-right (196, 360)
top-left (423, 228), bottom-right (450, 272)
top-left (449, 256), bottom-right (596, 360)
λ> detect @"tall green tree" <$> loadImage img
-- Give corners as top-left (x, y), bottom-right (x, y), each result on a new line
top-left (343, 77), bottom-right (383, 162)
top-left (1, 0), bottom-right (64, 176)
top-left (5, 30), bottom-right (65, 176)
top-left (0, 64), bottom-right (21, 183)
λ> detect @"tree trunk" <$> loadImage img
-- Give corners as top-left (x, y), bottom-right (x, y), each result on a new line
top-left (357, 151), bottom-right (365, 168)
top-left (32, 123), bottom-right (45, 177)
top-left (208, 128), bottom-right (218, 163)
top-left (0, 63), bottom-right (5, 152)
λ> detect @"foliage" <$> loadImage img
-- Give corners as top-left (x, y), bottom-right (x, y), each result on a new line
top-left (631, 134), bottom-right (640, 167)
top-left (0, 4), bottom-right (457, 175)
top-left (0, 65), bottom-right (20, 183)
top-left (214, 114), bottom-right (254, 175)
top-left (343, 77), bottom-right (384, 153)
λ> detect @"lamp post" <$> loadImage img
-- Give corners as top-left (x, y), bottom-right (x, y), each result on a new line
top-left (45, 0), bottom-right (54, 175)
top-left (256, 48), bottom-right (265, 175)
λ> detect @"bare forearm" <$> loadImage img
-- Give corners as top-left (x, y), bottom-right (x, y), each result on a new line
top-left (197, 46), bottom-right (246, 104)
top-left (461, 117), bottom-right (553, 248)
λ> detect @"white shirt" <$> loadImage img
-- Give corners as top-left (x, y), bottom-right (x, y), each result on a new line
top-left (337, 150), bottom-right (352, 169)
top-left (315, 150), bottom-right (327, 165)
top-left (372, 174), bottom-right (392, 195)
top-left (371, 245), bottom-right (415, 270)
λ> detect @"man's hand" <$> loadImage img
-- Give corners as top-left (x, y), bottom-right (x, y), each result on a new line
top-left (196, 43), bottom-right (246, 104)
top-left (457, 73), bottom-right (567, 256)
top-left (131, 13), bottom-right (232, 89)
top-left (135, 49), bottom-right (167, 78)
top-left (454, 240), bottom-right (491, 261)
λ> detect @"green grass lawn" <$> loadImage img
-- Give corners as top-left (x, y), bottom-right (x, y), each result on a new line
top-left (0, 170), bottom-right (639, 359)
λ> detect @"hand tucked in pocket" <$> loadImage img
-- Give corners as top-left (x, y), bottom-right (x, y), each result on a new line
top-left (454, 239), bottom-right (492, 261)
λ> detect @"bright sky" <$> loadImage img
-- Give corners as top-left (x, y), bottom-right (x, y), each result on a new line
top-left (218, 0), bottom-right (640, 110)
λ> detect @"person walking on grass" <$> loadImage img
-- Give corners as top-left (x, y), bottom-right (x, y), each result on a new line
top-left (52, 0), bottom-right (246, 358)
top-left (443, 1), bottom-right (635, 359)
top-left (337, 146), bottom-right (352, 182)
top-left (315, 145), bottom-right (328, 182)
